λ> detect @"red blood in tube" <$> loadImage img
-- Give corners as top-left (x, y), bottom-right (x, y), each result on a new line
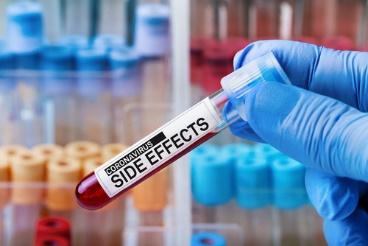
top-left (76, 132), bottom-right (218, 210)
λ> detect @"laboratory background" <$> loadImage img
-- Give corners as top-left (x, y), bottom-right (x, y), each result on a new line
top-left (0, 0), bottom-right (365, 245)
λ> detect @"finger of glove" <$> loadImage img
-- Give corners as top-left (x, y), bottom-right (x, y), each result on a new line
top-left (305, 168), bottom-right (367, 220)
top-left (243, 81), bottom-right (368, 182)
top-left (323, 208), bottom-right (368, 245)
top-left (233, 40), bottom-right (368, 111)
top-left (223, 102), bottom-right (264, 142)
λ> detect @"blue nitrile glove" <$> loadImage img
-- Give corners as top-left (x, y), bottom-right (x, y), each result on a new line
top-left (227, 40), bottom-right (368, 245)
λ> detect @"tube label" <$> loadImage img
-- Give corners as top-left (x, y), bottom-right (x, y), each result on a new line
top-left (95, 98), bottom-right (222, 197)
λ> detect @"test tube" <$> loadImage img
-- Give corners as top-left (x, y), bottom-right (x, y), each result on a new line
top-left (136, 3), bottom-right (171, 105)
top-left (0, 154), bottom-right (10, 246)
top-left (41, 45), bottom-right (76, 145)
top-left (76, 48), bottom-right (112, 144)
top-left (76, 52), bottom-right (292, 210)
top-left (234, 147), bottom-right (273, 246)
top-left (109, 48), bottom-right (142, 143)
top-left (98, 0), bottom-right (125, 40)
top-left (272, 156), bottom-right (311, 246)
top-left (191, 145), bottom-right (234, 224)
top-left (227, 0), bottom-right (249, 38)
top-left (62, 0), bottom-right (91, 38)
top-left (248, 0), bottom-right (280, 40)
top-left (0, 50), bottom-right (17, 145)
top-left (9, 150), bottom-right (46, 245)
top-left (132, 169), bottom-right (169, 246)
top-left (6, 1), bottom-right (44, 53)
top-left (46, 157), bottom-right (81, 245)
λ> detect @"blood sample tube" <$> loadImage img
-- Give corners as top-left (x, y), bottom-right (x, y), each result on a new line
top-left (9, 150), bottom-right (46, 245)
top-left (0, 154), bottom-right (10, 246)
top-left (32, 144), bottom-right (64, 163)
top-left (76, 48), bottom-right (112, 144)
top-left (76, 52), bottom-right (291, 210)
top-left (41, 45), bottom-right (76, 145)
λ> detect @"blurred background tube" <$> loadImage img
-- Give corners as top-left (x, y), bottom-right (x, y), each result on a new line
top-left (233, 144), bottom-right (273, 246)
top-left (190, 145), bottom-right (233, 224)
top-left (41, 44), bottom-right (76, 145)
top-left (248, 0), bottom-right (279, 40)
top-left (271, 156), bottom-right (312, 246)
top-left (110, 48), bottom-right (142, 143)
top-left (76, 48), bottom-right (112, 144)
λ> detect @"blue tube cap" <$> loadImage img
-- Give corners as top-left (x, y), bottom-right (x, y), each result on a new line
top-left (94, 34), bottom-right (124, 51)
top-left (235, 155), bottom-right (271, 209)
top-left (77, 49), bottom-right (109, 96)
top-left (221, 143), bottom-right (250, 162)
top-left (135, 3), bottom-right (170, 57)
top-left (6, 1), bottom-right (43, 53)
top-left (221, 52), bottom-right (291, 121)
top-left (110, 47), bottom-right (141, 97)
top-left (191, 147), bottom-right (233, 206)
top-left (272, 155), bottom-right (308, 209)
top-left (59, 35), bottom-right (89, 51)
top-left (42, 45), bottom-right (74, 71)
top-left (15, 50), bottom-right (40, 70)
top-left (191, 232), bottom-right (226, 246)
top-left (76, 48), bottom-right (109, 71)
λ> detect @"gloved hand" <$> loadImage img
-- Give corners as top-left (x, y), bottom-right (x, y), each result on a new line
top-left (228, 40), bottom-right (368, 245)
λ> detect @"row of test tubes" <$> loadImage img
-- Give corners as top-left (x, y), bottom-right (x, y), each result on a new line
top-left (190, 143), bottom-right (325, 246)
top-left (0, 0), bottom-right (178, 245)
top-left (0, 141), bottom-right (173, 245)
top-left (191, 0), bottom-right (368, 47)
top-left (0, 0), bottom-right (171, 147)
